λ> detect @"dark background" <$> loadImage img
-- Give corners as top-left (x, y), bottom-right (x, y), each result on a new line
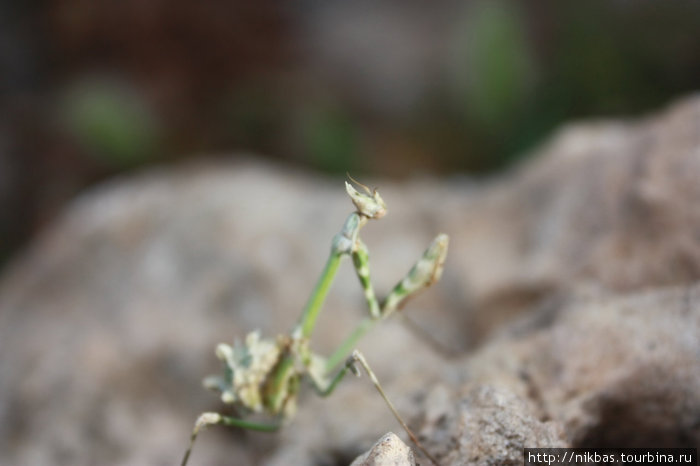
top-left (2, 0), bottom-right (700, 268)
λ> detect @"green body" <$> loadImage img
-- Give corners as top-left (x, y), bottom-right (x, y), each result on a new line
top-left (263, 352), bottom-right (300, 415)
top-left (182, 179), bottom-right (448, 466)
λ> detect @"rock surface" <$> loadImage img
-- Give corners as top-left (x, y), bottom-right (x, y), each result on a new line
top-left (1, 95), bottom-right (699, 465)
top-left (350, 432), bottom-right (415, 466)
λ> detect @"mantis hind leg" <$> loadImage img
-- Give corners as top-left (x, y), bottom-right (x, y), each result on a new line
top-left (181, 412), bottom-right (280, 466)
top-left (346, 350), bottom-right (441, 466)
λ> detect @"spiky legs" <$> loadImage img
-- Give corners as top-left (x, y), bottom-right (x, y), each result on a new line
top-left (311, 350), bottom-right (440, 466)
top-left (181, 179), bottom-right (447, 466)
top-left (325, 233), bottom-right (449, 370)
top-left (181, 413), bottom-right (280, 466)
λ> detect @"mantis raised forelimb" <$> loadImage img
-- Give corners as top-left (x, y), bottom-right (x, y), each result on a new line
top-left (181, 177), bottom-right (448, 466)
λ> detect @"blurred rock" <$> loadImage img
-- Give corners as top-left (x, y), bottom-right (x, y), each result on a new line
top-left (424, 285), bottom-right (700, 465)
top-left (349, 432), bottom-right (415, 466)
top-left (439, 385), bottom-right (564, 465)
top-left (1, 95), bottom-right (700, 466)
top-left (442, 93), bottom-right (700, 345)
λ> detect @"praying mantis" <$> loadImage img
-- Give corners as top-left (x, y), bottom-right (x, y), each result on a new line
top-left (181, 177), bottom-right (449, 466)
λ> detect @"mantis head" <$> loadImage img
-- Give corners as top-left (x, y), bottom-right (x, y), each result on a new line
top-left (345, 176), bottom-right (387, 220)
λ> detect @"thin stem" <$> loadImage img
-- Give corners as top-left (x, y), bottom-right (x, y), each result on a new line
top-left (297, 252), bottom-right (342, 338)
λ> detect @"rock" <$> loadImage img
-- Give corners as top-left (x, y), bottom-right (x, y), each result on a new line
top-left (350, 432), bottom-right (415, 466)
top-left (422, 285), bottom-right (700, 464)
top-left (1, 95), bottom-right (700, 465)
top-left (442, 94), bottom-right (700, 346)
top-left (525, 286), bottom-right (700, 448)
top-left (441, 386), bottom-right (565, 465)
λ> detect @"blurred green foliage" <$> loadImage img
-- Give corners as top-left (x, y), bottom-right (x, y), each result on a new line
top-left (62, 80), bottom-right (159, 169)
top-left (454, 1), bottom-right (536, 129)
top-left (3, 0), bottom-right (700, 268)
top-left (47, 0), bottom-right (700, 177)
top-left (299, 105), bottom-right (361, 176)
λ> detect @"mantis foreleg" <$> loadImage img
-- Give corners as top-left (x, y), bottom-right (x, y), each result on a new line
top-left (352, 238), bottom-right (381, 318)
top-left (181, 412), bottom-right (281, 466)
top-left (325, 233), bottom-right (449, 370)
top-left (381, 234), bottom-right (448, 316)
